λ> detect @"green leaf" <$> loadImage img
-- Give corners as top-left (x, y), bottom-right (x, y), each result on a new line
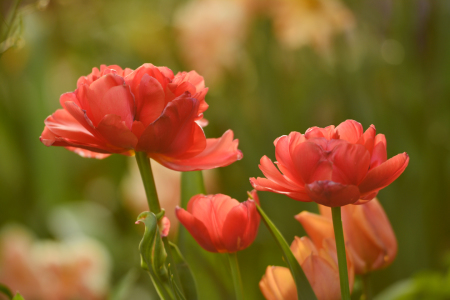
top-left (12, 293), bottom-right (25, 300)
top-left (0, 283), bottom-right (13, 299)
top-left (108, 269), bottom-right (139, 300)
top-left (169, 271), bottom-right (187, 300)
top-left (169, 242), bottom-right (198, 300)
top-left (137, 211), bottom-right (174, 300)
top-left (256, 204), bottom-right (318, 300)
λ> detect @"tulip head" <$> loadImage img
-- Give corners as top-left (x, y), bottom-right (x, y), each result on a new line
top-left (260, 236), bottom-right (354, 300)
top-left (40, 64), bottom-right (242, 171)
top-left (250, 119), bottom-right (409, 207)
top-left (175, 190), bottom-right (260, 253)
top-left (295, 199), bottom-right (397, 274)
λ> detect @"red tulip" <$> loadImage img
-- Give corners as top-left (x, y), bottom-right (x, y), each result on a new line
top-left (259, 236), bottom-right (354, 300)
top-left (295, 199), bottom-right (398, 274)
top-left (40, 64), bottom-right (242, 171)
top-left (175, 190), bottom-right (260, 253)
top-left (250, 120), bottom-right (409, 207)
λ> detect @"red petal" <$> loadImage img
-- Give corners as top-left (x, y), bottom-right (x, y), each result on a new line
top-left (96, 114), bottom-right (138, 149)
top-left (305, 125), bottom-right (337, 140)
top-left (250, 177), bottom-right (311, 202)
top-left (275, 135), bottom-right (305, 186)
top-left (152, 130), bottom-right (242, 172)
top-left (362, 125), bottom-right (376, 154)
top-left (175, 207), bottom-right (218, 252)
top-left (221, 204), bottom-right (249, 252)
top-left (359, 153), bottom-right (409, 197)
top-left (136, 95), bottom-right (204, 156)
top-left (86, 74), bottom-right (134, 128)
top-left (291, 140), bottom-right (333, 183)
top-left (64, 147), bottom-right (111, 159)
top-left (331, 142), bottom-right (371, 185)
top-left (336, 120), bottom-right (364, 143)
top-left (305, 180), bottom-right (360, 207)
top-left (134, 74), bottom-right (166, 127)
top-left (370, 134), bottom-right (387, 169)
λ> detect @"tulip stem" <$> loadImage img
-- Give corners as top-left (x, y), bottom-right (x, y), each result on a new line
top-left (227, 252), bottom-right (244, 300)
top-left (331, 206), bottom-right (351, 300)
top-left (135, 152), bottom-right (184, 297)
top-left (362, 274), bottom-right (373, 300)
top-left (135, 152), bottom-right (162, 213)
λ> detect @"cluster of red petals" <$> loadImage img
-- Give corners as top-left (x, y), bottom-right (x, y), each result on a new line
top-left (40, 64), bottom-right (242, 171)
top-left (175, 190), bottom-right (260, 253)
top-left (260, 236), bottom-right (354, 300)
top-left (250, 120), bottom-right (409, 207)
top-left (296, 199), bottom-right (397, 274)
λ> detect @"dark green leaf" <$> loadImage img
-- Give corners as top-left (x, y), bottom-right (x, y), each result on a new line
top-left (169, 242), bottom-right (198, 300)
top-left (0, 283), bottom-right (13, 299)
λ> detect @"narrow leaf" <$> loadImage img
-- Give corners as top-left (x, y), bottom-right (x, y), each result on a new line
top-left (256, 204), bottom-right (318, 300)
top-left (0, 283), bottom-right (13, 299)
top-left (169, 242), bottom-right (198, 300)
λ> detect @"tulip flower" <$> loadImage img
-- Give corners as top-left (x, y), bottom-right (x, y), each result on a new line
top-left (40, 64), bottom-right (242, 171)
top-left (295, 198), bottom-right (397, 274)
top-left (250, 119), bottom-right (409, 207)
top-left (260, 236), bottom-right (354, 300)
top-left (175, 190), bottom-right (260, 253)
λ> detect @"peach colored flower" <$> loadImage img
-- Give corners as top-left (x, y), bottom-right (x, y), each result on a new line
top-left (174, 0), bottom-right (249, 84)
top-left (40, 64), bottom-right (242, 171)
top-left (270, 0), bottom-right (355, 52)
top-left (260, 236), bottom-right (354, 300)
top-left (250, 120), bottom-right (409, 207)
top-left (296, 198), bottom-right (398, 274)
top-left (0, 227), bottom-right (110, 300)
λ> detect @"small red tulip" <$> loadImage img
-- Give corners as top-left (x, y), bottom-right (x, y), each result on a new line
top-left (295, 199), bottom-right (398, 274)
top-left (175, 190), bottom-right (260, 253)
top-left (250, 120), bottom-right (409, 207)
top-left (40, 64), bottom-right (242, 171)
top-left (260, 236), bottom-right (354, 300)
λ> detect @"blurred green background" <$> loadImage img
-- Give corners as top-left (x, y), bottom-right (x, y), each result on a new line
top-left (1, 0), bottom-right (450, 299)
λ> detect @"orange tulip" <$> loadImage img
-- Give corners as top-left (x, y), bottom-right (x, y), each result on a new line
top-left (260, 236), bottom-right (354, 300)
top-left (175, 190), bottom-right (260, 253)
top-left (40, 64), bottom-right (242, 171)
top-left (295, 198), bottom-right (397, 274)
top-left (250, 119), bottom-right (409, 207)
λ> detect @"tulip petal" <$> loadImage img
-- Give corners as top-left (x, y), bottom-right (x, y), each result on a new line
top-left (362, 125), bottom-right (376, 154)
top-left (370, 134), bottom-right (387, 169)
top-left (291, 140), bottom-right (333, 183)
top-left (135, 74), bottom-right (166, 127)
top-left (250, 177), bottom-right (311, 202)
top-left (358, 153), bottom-right (409, 197)
top-left (275, 135), bottom-right (305, 186)
top-left (259, 266), bottom-right (297, 300)
top-left (305, 125), bottom-right (338, 140)
top-left (136, 95), bottom-right (205, 156)
top-left (305, 180), bottom-right (360, 207)
top-left (96, 114), bottom-right (138, 149)
top-left (43, 109), bottom-right (100, 146)
top-left (152, 130), bottom-right (242, 172)
top-left (64, 147), bottom-right (111, 159)
top-left (175, 207), bottom-right (217, 252)
top-left (222, 204), bottom-right (250, 251)
top-left (331, 142), bottom-right (370, 185)
top-left (86, 74), bottom-right (135, 128)
top-left (336, 120), bottom-right (363, 143)
top-left (295, 212), bottom-right (333, 248)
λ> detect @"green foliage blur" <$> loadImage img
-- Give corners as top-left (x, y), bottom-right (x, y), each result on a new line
top-left (1, 0), bottom-right (450, 299)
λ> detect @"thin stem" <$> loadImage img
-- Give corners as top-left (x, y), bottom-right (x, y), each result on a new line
top-left (362, 273), bottom-right (373, 300)
top-left (134, 152), bottom-right (183, 296)
top-left (227, 252), bottom-right (244, 300)
top-left (135, 152), bottom-right (161, 213)
top-left (331, 206), bottom-right (351, 300)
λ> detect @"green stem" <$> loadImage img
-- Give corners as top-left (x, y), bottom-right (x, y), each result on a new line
top-left (256, 205), bottom-right (317, 300)
top-left (135, 152), bottom-right (161, 213)
top-left (362, 273), bottom-right (372, 300)
top-left (135, 152), bottom-right (183, 297)
top-left (331, 206), bottom-right (351, 300)
top-left (227, 252), bottom-right (244, 300)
